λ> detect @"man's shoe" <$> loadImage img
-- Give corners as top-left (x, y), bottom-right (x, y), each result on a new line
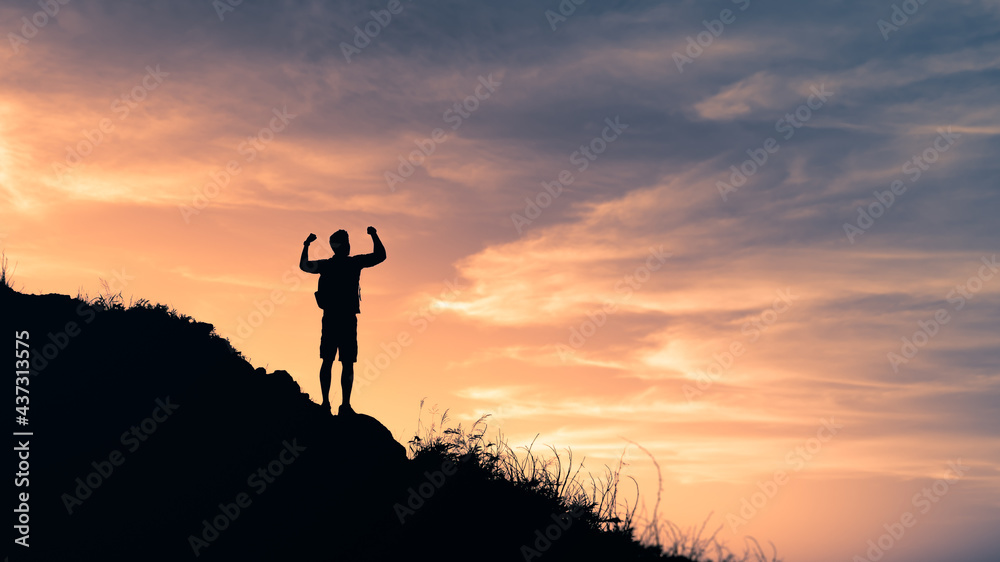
top-left (338, 404), bottom-right (355, 416)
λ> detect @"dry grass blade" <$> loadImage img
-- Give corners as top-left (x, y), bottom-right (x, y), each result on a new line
top-left (407, 406), bottom-right (781, 561)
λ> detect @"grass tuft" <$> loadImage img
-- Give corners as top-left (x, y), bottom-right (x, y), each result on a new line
top-left (1, 251), bottom-right (19, 292)
top-left (408, 403), bottom-right (782, 562)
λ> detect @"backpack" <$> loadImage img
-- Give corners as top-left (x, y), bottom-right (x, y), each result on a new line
top-left (314, 258), bottom-right (362, 313)
top-left (314, 286), bottom-right (361, 311)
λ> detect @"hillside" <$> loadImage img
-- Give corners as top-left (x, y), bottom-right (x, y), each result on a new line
top-left (3, 285), bottom-right (700, 561)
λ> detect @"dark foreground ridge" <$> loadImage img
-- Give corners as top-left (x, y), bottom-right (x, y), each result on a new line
top-left (3, 286), bottom-right (690, 561)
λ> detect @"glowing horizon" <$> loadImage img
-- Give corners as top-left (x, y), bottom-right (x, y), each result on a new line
top-left (3, 1), bottom-right (999, 560)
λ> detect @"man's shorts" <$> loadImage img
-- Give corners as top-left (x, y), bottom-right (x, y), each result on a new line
top-left (320, 312), bottom-right (358, 362)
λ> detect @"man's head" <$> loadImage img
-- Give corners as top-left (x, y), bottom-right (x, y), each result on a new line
top-left (330, 230), bottom-right (350, 256)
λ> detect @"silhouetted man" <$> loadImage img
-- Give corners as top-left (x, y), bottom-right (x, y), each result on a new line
top-left (300, 226), bottom-right (386, 415)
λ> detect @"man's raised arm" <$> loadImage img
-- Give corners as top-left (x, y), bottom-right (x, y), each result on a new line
top-left (300, 233), bottom-right (319, 273)
top-left (368, 226), bottom-right (386, 265)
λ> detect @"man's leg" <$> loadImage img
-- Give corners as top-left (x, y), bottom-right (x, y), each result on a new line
top-left (319, 310), bottom-right (335, 410)
top-left (340, 314), bottom-right (359, 412)
top-left (320, 357), bottom-right (334, 409)
top-left (340, 361), bottom-right (354, 408)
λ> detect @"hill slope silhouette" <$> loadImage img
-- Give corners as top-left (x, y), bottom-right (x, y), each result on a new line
top-left (3, 285), bottom-right (694, 561)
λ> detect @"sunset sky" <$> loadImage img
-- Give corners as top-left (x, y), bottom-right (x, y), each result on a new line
top-left (3, 0), bottom-right (999, 560)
